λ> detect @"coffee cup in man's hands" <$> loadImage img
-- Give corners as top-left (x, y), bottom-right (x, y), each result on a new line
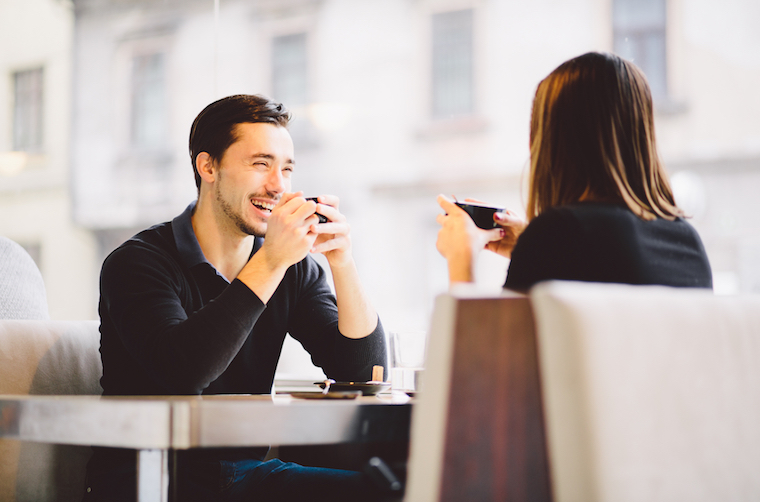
top-left (306, 197), bottom-right (329, 223)
top-left (454, 201), bottom-right (505, 229)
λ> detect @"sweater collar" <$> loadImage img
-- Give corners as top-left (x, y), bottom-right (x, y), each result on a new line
top-left (170, 201), bottom-right (263, 273)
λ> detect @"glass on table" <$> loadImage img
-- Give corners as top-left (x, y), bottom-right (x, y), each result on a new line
top-left (388, 330), bottom-right (427, 392)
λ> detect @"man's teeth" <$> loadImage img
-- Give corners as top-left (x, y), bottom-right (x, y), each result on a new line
top-left (253, 201), bottom-right (275, 211)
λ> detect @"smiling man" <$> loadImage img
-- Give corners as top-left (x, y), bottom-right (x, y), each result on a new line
top-left (83, 95), bottom-right (387, 502)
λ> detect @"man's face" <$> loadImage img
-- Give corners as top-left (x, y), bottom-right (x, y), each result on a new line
top-left (211, 122), bottom-right (295, 237)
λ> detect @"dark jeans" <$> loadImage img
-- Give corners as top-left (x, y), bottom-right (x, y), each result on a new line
top-left (83, 455), bottom-right (381, 502)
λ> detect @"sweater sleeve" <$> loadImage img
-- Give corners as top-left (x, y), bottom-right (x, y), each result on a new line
top-left (505, 208), bottom-right (584, 292)
top-left (100, 243), bottom-right (266, 395)
top-left (285, 257), bottom-right (387, 383)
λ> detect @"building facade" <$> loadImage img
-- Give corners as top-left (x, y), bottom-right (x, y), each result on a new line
top-left (4, 0), bottom-right (759, 328)
top-left (0, 0), bottom-right (98, 320)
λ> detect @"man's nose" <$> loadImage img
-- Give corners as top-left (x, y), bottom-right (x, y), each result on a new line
top-left (265, 168), bottom-right (286, 194)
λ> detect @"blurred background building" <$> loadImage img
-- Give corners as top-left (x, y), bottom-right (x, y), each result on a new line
top-left (2, 0), bottom-right (759, 374)
top-left (0, 0), bottom-right (97, 320)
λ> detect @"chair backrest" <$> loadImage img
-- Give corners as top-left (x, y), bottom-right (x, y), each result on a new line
top-left (530, 281), bottom-right (760, 502)
top-left (0, 319), bottom-right (103, 502)
top-left (0, 237), bottom-right (49, 320)
top-left (405, 288), bottom-right (551, 502)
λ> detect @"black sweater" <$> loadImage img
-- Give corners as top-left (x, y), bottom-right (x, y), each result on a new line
top-left (98, 203), bottom-right (386, 397)
top-left (89, 203), bottom-right (386, 479)
top-left (505, 203), bottom-right (713, 292)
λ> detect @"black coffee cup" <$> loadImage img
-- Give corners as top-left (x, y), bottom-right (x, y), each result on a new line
top-left (455, 202), bottom-right (505, 229)
top-left (306, 197), bottom-right (329, 223)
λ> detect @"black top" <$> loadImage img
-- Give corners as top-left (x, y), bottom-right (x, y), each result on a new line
top-left (98, 202), bottom-right (386, 398)
top-left (505, 203), bottom-right (713, 291)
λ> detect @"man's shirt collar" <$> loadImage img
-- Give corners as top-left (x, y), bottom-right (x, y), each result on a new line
top-left (171, 201), bottom-right (263, 275)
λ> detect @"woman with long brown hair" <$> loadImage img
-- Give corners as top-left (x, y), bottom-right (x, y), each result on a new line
top-left (436, 52), bottom-right (712, 291)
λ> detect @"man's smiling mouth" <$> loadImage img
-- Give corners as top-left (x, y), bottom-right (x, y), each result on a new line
top-left (251, 200), bottom-right (276, 214)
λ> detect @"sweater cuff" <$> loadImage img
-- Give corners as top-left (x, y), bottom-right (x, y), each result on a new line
top-left (332, 317), bottom-right (387, 381)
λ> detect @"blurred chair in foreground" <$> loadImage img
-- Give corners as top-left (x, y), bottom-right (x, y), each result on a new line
top-left (0, 237), bottom-right (102, 501)
top-left (0, 236), bottom-right (48, 320)
top-left (405, 281), bottom-right (760, 502)
top-left (531, 281), bottom-right (760, 502)
top-left (0, 320), bottom-right (103, 502)
top-left (405, 288), bottom-right (551, 502)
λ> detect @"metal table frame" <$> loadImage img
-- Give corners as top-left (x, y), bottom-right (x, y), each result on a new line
top-left (0, 394), bottom-right (411, 502)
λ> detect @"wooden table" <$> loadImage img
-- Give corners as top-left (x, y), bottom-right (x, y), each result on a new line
top-left (0, 393), bottom-right (411, 502)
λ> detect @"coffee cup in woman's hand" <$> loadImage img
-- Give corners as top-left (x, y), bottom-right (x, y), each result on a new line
top-left (454, 202), bottom-right (506, 229)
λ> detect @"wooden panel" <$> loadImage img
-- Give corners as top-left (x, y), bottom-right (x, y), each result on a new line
top-left (439, 297), bottom-right (552, 501)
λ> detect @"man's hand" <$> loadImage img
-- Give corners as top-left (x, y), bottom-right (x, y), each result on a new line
top-left (259, 192), bottom-right (320, 270)
top-left (306, 195), bottom-right (377, 339)
top-left (238, 192), bottom-right (319, 303)
top-left (308, 195), bottom-right (354, 269)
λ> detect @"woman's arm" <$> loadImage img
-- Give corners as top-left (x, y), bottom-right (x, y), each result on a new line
top-left (435, 195), bottom-right (506, 283)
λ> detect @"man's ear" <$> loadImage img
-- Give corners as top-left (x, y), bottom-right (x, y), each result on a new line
top-left (195, 152), bottom-right (216, 184)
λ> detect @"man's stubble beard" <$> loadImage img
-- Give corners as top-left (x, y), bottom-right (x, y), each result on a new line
top-left (214, 182), bottom-right (266, 238)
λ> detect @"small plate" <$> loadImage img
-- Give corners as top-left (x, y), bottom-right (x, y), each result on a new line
top-left (290, 391), bottom-right (361, 400)
top-left (315, 381), bottom-right (391, 396)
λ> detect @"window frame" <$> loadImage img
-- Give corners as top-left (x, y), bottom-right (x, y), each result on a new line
top-left (12, 66), bottom-right (45, 153)
top-left (612, 0), bottom-right (669, 101)
top-left (430, 8), bottom-right (476, 120)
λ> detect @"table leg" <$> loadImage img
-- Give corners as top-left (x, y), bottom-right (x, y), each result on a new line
top-left (137, 449), bottom-right (169, 502)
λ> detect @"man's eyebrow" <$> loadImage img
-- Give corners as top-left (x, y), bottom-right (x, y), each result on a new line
top-left (248, 153), bottom-right (295, 165)
top-left (249, 153), bottom-right (274, 160)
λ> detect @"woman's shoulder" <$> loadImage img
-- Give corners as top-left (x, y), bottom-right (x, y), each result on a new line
top-left (516, 204), bottom-right (586, 247)
top-left (526, 203), bottom-right (627, 233)
top-left (545, 202), bottom-right (633, 220)
top-left (526, 202), bottom-right (702, 242)
top-left (539, 202), bottom-right (664, 233)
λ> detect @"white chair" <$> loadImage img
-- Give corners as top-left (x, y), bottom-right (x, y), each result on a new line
top-left (0, 237), bottom-right (102, 502)
top-left (405, 282), bottom-right (760, 502)
top-left (0, 237), bottom-right (49, 320)
top-left (0, 320), bottom-right (102, 502)
top-left (531, 281), bottom-right (760, 502)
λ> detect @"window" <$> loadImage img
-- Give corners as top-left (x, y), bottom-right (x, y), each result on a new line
top-left (271, 33), bottom-right (308, 106)
top-left (131, 53), bottom-right (166, 149)
top-left (13, 67), bottom-right (44, 152)
top-left (431, 9), bottom-right (474, 118)
top-left (613, 0), bottom-right (667, 100)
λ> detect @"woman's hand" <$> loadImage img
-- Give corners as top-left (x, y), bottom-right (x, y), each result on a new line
top-left (436, 195), bottom-right (504, 283)
top-left (486, 209), bottom-right (527, 259)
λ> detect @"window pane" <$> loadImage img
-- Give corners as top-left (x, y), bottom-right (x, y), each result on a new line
top-left (272, 33), bottom-right (308, 106)
top-left (613, 0), bottom-right (665, 31)
top-left (432, 9), bottom-right (474, 118)
top-left (13, 68), bottom-right (44, 152)
top-left (641, 31), bottom-right (667, 98)
top-left (131, 53), bottom-right (166, 149)
top-left (613, 0), bottom-right (667, 99)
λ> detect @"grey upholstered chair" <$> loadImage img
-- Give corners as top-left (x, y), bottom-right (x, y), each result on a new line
top-left (0, 236), bottom-right (49, 320)
top-left (0, 238), bottom-right (102, 501)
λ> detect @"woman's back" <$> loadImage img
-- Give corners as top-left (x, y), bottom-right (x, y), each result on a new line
top-left (436, 53), bottom-right (713, 292)
top-left (505, 203), bottom-right (713, 291)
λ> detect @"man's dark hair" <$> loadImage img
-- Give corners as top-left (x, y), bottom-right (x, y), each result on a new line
top-left (188, 94), bottom-right (291, 190)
